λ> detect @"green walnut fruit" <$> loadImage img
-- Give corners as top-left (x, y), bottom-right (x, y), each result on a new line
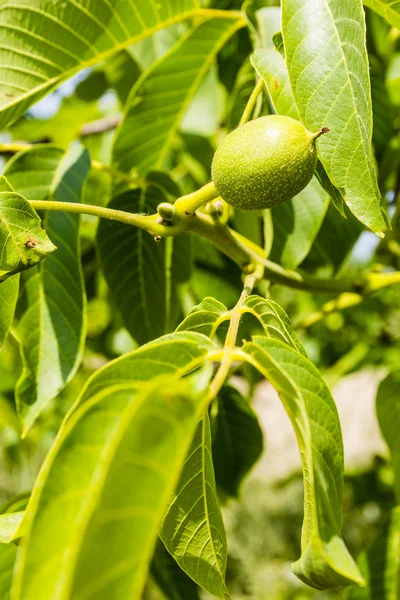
top-left (211, 115), bottom-right (328, 210)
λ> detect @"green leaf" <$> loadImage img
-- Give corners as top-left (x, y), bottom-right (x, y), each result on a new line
top-left (242, 336), bottom-right (364, 590)
top-left (376, 369), bottom-right (400, 503)
top-left (281, 0), bottom-right (388, 235)
top-left (0, 543), bottom-right (17, 600)
top-left (12, 331), bottom-right (217, 600)
top-left (0, 176), bottom-right (55, 282)
top-left (269, 177), bottom-right (330, 270)
top-left (0, 275), bottom-right (19, 348)
top-left (0, 512), bottom-right (25, 544)
top-left (212, 385), bottom-right (263, 497)
top-left (97, 182), bottom-right (182, 345)
top-left (160, 414), bottom-right (229, 599)
top-left (349, 507), bottom-right (400, 600)
top-left (3, 145), bottom-right (63, 200)
top-left (301, 202), bottom-right (363, 275)
top-left (177, 297), bottom-right (229, 337)
top-left (112, 18), bottom-right (242, 176)
top-left (151, 539), bottom-right (200, 600)
top-left (363, 0), bottom-right (400, 28)
top-left (227, 59), bottom-right (256, 129)
top-left (14, 145), bottom-right (90, 432)
top-left (252, 48), bottom-right (299, 119)
top-left (241, 295), bottom-right (306, 355)
top-left (0, 0), bottom-right (204, 130)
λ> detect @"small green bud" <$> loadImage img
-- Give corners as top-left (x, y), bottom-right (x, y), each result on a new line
top-left (157, 202), bottom-right (175, 221)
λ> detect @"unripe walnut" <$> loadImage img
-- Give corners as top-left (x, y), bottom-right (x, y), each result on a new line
top-left (211, 115), bottom-right (328, 210)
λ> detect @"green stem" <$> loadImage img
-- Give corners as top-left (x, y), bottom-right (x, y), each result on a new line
top-left (28, 199), bottom-right (400, 296)
top-left (207, 269), bottom-right (260, 401)
top-left (173, 181), bottom-right (218, 216)
top-left (29, 200), bottom-right (166, 236)
top-left (239, 79), bottom-right (265, 126)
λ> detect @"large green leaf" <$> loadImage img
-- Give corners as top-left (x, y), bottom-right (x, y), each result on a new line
top-left (112, 18), bottom-right (242, 176)
top-left (161, 414), bottom-right (228, 599)
top-left (0, 0), bottom-right (205, 130)
top-left (97, 178), bottom-right (189, 345)
top-left (212, 385), bottom-right (263, 497)
top-left (240, 295), bottom-right (306, 355)
top-left (363, 0), bottom-right (400, 28)
top-left (242, 336), bottom-right (364, 590)
top-left (281, 0), bottom-right (387, 234)
top-left (12, 331), bottom-right (217, 600)
top-left (349, 507), bottom-right (400, 600)
top-left (151, 540), bottom-right (200, 600)
top-left (0, 275), bottom-right (19, 348)
top-left (376, 369), bottom-right (400, 503)
top-left (0, 176), bottom-right (55, 282)
top-left (14, 145), bottom-right (90, 432)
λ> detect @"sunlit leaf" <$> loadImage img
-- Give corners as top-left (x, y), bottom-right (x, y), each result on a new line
top-left (13, 145), bottom-right (90, 432)
top-left (177, 297), bottom-right (229, 337)
top-left (161, 414), bottom-right (229, 599)
top-left (0, 512), bottom-right (25, 544)
top-left (281, 0), bottom-right (388, 234)
top-left (241, 295), bottom-right (306, 355)
top-left (0, 0), bottom-right (204, 129)
top-left (13, 332), bottom-right (217, 600)
top-left (242, 336), bottom-right (364, 589)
